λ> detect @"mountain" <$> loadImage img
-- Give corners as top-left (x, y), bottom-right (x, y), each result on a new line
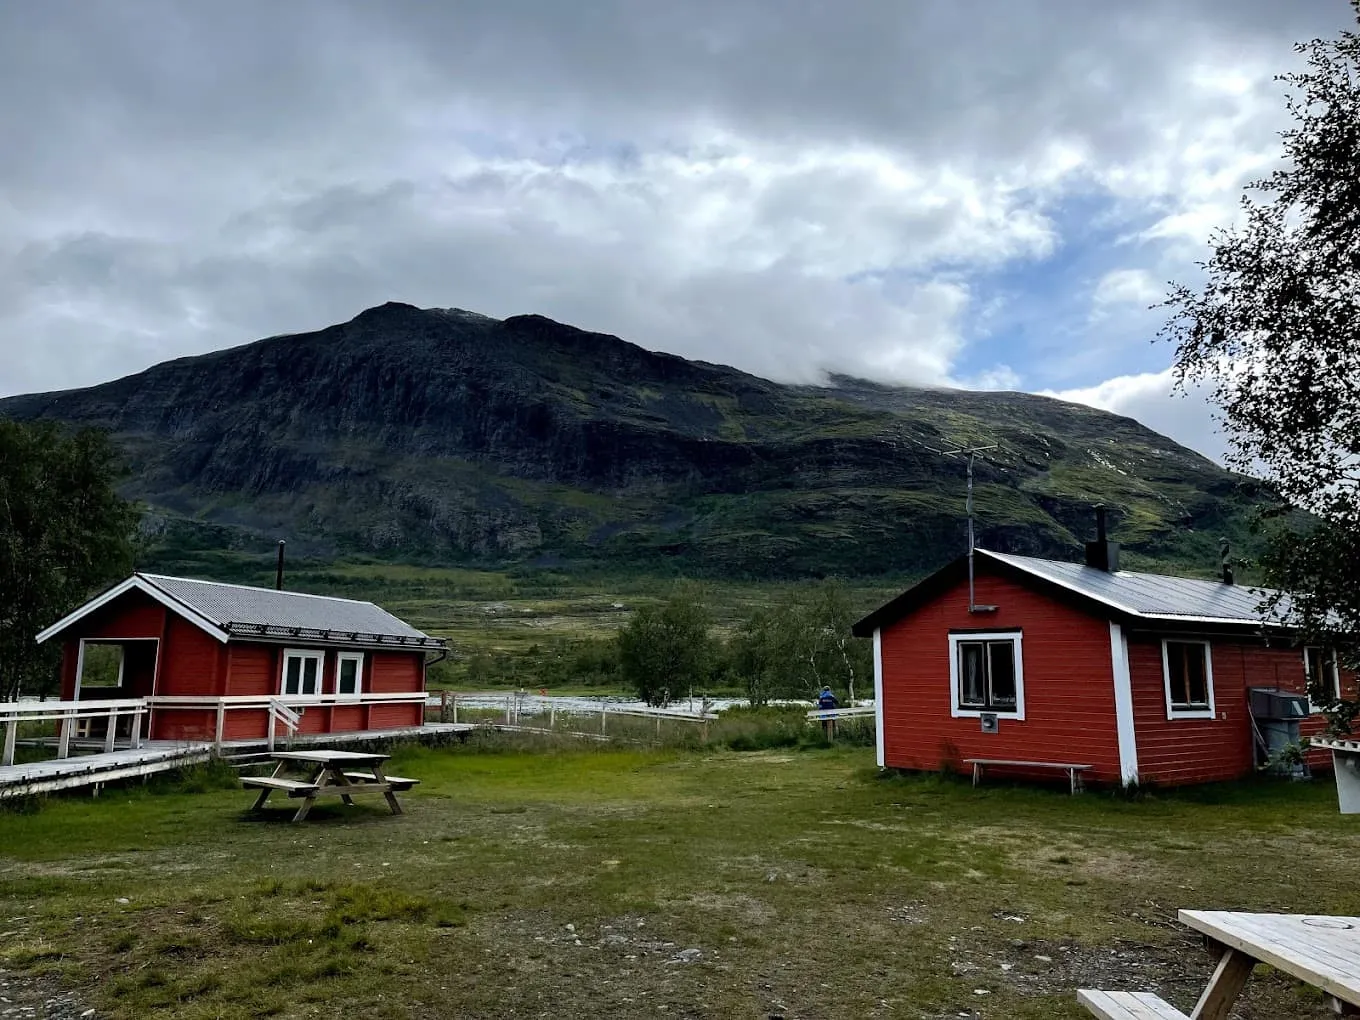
top-left (0, 302), bottom-right (1272, 580)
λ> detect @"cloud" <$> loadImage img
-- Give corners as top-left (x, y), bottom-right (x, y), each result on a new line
top-left (1048, 369), bottom-right (1225, 463)
top-left (0, 0), bottom-right (1349, 452)
top-left (1093, 269), bottom-right (1163, 310)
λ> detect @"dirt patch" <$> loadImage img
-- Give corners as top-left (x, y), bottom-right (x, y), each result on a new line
top-left (0, 965), bottom-right (92, 1019)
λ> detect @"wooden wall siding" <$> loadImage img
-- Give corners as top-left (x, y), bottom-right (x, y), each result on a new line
top-left (879, 569), bottom-right (1123, 783)
top-left (59, 643), bottom-right (79, 700)
top-left (297, 706), bottom-right (328, 735)
top-left (330, 705), bottom-right (365, 731)
top-left (223, 709), bottom-right (269, 741)
top-left (226, 644), bottom-right (276, 696)
top-left (153, 708), bottom-right (215, 742)
top-left (369, 653), bottom-right (423, 693)
top-left (161, 617), bottom-right (225, 696)
top-left (73, 590), bottom-right (167, 640)
top-left (1126, 639), bottom-right (1281, 785)
top-left (367, 702), bottom-right (422, 729)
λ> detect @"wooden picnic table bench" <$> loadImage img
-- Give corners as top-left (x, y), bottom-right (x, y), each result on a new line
top-left (242, 749), bottom-right (417, 822)
top-left (1079, 910), bottom-right (1360, 1019)
top-left (964, 758), bottom-right (1093, 795)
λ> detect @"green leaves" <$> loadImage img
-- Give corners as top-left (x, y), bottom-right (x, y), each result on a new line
top-left (1164, 6), bottom-right (1360, 730)
top-left (616, 584), bottom-right (714, 706)
top-left (0, 418), bottom-right (138, 700)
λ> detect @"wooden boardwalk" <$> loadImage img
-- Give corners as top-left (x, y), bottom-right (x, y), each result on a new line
top-left (0, 723), bottom-right (475, 798)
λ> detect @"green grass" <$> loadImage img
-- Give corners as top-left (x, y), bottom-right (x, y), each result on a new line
top-left (3, 743), bottom-right (1358, 1018)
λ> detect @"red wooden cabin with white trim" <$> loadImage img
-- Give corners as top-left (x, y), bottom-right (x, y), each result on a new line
top-left (852, 521), bottom-right (1350, 788)
top-left (36, 573), bottom-right (445, 744)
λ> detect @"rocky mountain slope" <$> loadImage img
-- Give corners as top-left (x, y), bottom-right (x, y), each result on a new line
top-left (0, 302), bottom-right (1271, 579)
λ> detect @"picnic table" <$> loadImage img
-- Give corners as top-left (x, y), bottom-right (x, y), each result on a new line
top-left (1082, 911), bottom-right (1360, 1019)
top-left (241, 749), bottom-right (418, 822)
top-left (1179, 910), bottom-right (1360, 1018)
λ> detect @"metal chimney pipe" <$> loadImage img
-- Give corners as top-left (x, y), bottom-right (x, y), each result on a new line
top-left (1095, 504), bottom-right (1108, 544)
top-left (275, 540), bottom-right (286, 591)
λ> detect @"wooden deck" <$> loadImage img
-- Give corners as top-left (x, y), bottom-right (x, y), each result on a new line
top-left (0, 723), bottom-right (475, 798)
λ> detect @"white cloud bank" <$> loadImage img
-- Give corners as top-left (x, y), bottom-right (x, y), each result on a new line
top-left (1048, 369), bottom-right (1226, 463)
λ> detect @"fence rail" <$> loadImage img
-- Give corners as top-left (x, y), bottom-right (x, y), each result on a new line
top-left (1, 698), bottom-right (148, 765)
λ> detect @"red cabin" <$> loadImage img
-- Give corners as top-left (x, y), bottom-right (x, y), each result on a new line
top-left (36, 573), bottom-right (445, 744)
top-left (853, 536), bottom-right (1350, 788)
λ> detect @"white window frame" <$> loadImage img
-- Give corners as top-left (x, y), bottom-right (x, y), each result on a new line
top-left (1304, 646), bottom-right (1341, 714)
top-left (280, 648), bottom-right (325, 698)
top-left (1162, 639), bottom-right (1215, 720)
top-left (948, 631), bottom-right (1025, 720)
top-left (335, 651), bottom-right (365, 699)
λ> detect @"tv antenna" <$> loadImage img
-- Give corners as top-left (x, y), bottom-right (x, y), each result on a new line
top-left (924, 441), bottom-right (999, 613)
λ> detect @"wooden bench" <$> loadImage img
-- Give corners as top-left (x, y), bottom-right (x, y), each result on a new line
top-left (241, 776), bottom-right (320, 797)
top-left (965, 758), bottom-right (1093, 794)
top-left (343, 772), bottom-right (420, 791)
top-left (1077, 990), bottom-right (1189, 1019)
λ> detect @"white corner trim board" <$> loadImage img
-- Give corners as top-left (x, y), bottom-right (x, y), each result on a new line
top-left (873, 628), bottom-right (885, 768)
top-left (1108, 622), bottom-right (1139, 786)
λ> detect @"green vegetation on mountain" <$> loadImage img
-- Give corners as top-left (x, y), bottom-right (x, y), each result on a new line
top-left (0, 302), bottom-right (1276, 589)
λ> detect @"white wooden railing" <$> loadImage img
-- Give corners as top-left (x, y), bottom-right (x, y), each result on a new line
top-left (806, 706), bottom-right (877, 722)
top-left (145, 692), bottom-right (430, 747)
top-left (1, 698), bottom-right (147, 766)
top-left (267, 700), bottom-right (301, 751)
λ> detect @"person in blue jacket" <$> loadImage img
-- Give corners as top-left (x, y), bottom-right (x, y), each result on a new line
top-left (817, 685), bottom-right (839, 736)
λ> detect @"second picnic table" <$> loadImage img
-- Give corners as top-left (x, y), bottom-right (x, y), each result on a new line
top-left (241, 749), bottom-right (418, 822)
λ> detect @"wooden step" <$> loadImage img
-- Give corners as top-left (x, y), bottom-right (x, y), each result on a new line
top-left (1078, 990), bottom-right (1190, 1020)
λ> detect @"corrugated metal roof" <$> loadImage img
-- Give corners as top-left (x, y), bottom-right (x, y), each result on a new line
top-left (139, 573), bottom-right (441, 645)
top-left (976, 550), bottom-right (1286, 624)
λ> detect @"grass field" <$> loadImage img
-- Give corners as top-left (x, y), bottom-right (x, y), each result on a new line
top-left (4, 739), bottom-right (1358, 1019)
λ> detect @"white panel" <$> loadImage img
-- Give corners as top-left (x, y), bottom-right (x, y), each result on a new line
top-left (1109, 622), bottom-right (1139, 786)
top-left (873, 628), bottom-right (885, 769)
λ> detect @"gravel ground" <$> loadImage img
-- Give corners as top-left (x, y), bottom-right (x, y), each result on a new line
top-left (0, 968), bottom-right (91, 1020)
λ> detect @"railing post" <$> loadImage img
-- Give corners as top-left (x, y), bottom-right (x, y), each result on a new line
top-left (3, 717), bottom-right (16, 767)
top-left (268, 707), bottom-right (276, 752)
top-left (214, 701), bottom-right (226, 746)
top-left (505, 696), bottom-right (512, 725)
top-left (452, 694), bottom-right (458, 725)
top-left (133, 705), bottom-right (145, 748)
top-left (600, 698), bottom-right (607, 734)
top-left (57, 710), bottom-right (72, 759)
top-left (104, 708), bottom-right (118, 753)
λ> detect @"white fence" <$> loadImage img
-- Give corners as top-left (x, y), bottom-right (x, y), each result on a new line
top-left (146, 692), bottom-right (430, 746)
top-left (1, 698), bottom-right (147, 766)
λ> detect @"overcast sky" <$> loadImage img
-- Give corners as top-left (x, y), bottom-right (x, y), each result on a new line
top-left (1, 1), bottom-right (1349, 461)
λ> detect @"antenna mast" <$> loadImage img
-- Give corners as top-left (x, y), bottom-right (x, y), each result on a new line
top-left (933, 443), bottom-right (999, 613)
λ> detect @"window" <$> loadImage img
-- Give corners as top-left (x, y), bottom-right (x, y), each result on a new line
top-left (1305, 646), bottom-right (1340, 713)
top-left (281, 649), bottom-right (323, 697)
top-left (949, 632), bottom-right (1024, 718)
top-left (1162, 640), bottom-right (1214, 718)
top-left (336, 652), bottom-right (364, 698)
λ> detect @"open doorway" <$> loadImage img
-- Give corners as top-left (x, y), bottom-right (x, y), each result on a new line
top-left (74, 639), bottom-right (158, 744)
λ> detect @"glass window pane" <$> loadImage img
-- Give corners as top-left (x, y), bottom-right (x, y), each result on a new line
top-left (1167, 643), bottom-right (1208, 708)
top-left (302, 657), bottom-right (319, 695)
top-left (339, 659), bottom-right (358, 694)
top-left (1185, 647), bottom-right (1207, 705)
top-left (988, 642), bottom-right (1016, 705)
top-left (959, 643), bottom-right (985, 705)
top-left (284, 657), bottom-right (302, 695)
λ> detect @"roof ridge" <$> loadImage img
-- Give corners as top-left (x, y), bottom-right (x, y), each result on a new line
top-left (137, 572), bottom-right (381, 609)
